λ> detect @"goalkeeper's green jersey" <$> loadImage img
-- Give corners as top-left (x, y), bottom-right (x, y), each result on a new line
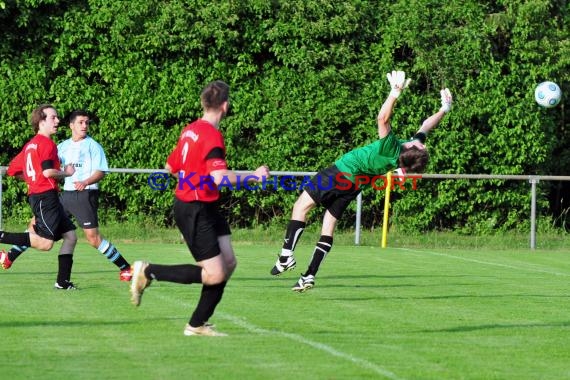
top-left (334, 131), bottom-right (402, 183)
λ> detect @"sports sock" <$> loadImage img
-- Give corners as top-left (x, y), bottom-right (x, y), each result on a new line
top-left (306, 235), bottom-right (333, 276)
top-left (8, 245), bottom-right (29, 263)
top-left (189, 281), bottom-right (227, 327)
top-left (145, 263), bottom-right (202, 284)
top-left (281, 220), bottom-right (306, 256)
top-left (97, 239), bottom-right (130, 270)
top-left (57, 254), bottom-right (74, 284)
top-left (0, 232), bottom-right (31, 247)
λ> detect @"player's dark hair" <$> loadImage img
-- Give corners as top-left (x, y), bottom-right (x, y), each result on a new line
top-left (68, 110), bottom-right (90, 124)
top-left (399, 146), bottom-right (429, 173)
top-left (201, 80), bottom-right (230, 111)
top-left (30, 104), bottom-right (56, 133)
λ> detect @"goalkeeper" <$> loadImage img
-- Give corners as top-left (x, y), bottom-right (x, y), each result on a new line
top-left (270, 70), bottom-right (453, 292)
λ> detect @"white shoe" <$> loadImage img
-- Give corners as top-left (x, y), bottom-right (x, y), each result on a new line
top-left (183, 323), bottom-right (227, 337)
top-left (130, 261), bottom-right (151, 306)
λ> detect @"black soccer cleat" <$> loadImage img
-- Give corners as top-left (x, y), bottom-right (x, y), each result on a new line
top-left (270, 255), bottom-right (296, 276)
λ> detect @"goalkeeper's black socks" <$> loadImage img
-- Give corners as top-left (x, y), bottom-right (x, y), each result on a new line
top-left (189, 281), bottom-right (227, 327)
top-left (281, 220), bottom-right (306, 255)
top-left (145, 263), bottom-right (202, 284)
top-left (306, 235), bottom-right (333, 276)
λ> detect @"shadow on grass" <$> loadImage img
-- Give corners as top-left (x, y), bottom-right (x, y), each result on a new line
top-left (0, 320), bottom-right (136, 328)
top-left (418, 320), bottom-right (570, 333)
top-left (0, 269), bottom-right (122, 276)
top-left (0, 316), bottom-right (182, 329)
top-left (235, 273), bottom-right (494, 282)
top-left (412, 293), bottom-right (570, 300)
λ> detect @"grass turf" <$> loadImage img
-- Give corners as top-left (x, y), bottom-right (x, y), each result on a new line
top-left (1, 240), bottom-right (570, 379)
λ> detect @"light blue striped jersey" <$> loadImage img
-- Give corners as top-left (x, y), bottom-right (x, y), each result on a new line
top-left (58, 136), bottom-right (109, 191)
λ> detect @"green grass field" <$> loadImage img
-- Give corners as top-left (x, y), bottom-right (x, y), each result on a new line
top-left (1, 238), bottom-right (570, 379)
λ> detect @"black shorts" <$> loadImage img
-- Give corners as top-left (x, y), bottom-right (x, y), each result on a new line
top-left (305, 165), bottom-right (361, 219)
top-left (29, 190), bottom-right (76, 241)
top-left (174, 199), bottom-right (231, 262)
top-left (60, 190), bottom-right (100, 229)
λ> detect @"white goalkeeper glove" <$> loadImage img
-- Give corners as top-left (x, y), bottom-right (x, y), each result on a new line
top-left (386, 70), bottom-right (411, 99)
top-left (440, 88), bottom-right (452, 113)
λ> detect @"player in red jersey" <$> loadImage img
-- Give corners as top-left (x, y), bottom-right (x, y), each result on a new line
top-left (130, 80), bottom-right (269, 336)
top-left (0, 104), bottom-right (79, 289)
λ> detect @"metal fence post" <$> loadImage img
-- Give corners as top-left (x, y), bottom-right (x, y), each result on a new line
top-left (355, 192), bottom-right (362, 245)
top-left (529, 178), bottom-right (539, 250)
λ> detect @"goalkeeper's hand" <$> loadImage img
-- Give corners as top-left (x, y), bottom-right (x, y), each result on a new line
top-left (440, 88), bottom-right (452, 113)
top-left (386, 70), bottom-right (411, 99)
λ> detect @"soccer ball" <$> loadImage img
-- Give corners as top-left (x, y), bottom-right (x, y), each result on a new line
top-left (534, 81), bottom-right (562, 108)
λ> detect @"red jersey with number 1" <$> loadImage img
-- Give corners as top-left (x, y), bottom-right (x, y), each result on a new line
top-left (7, 134), bottom-right (60, 195)
top-left (167, 119), bottom-right (228, 202)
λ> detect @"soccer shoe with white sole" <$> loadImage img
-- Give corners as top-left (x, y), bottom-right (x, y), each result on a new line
top-left (130, 261), bottom-right (151, 306)
top-left (292, 274), bottom-right (315, 292)
top-left (119, 267), bottom-right (133, 282)
top-left (54, 280), bottom-right (78, 290)
top-left (0, 250), bottom-right (13, 270)
top-left (270, 255), bottom-right (296, 276)
top-left (183, 323), bottom-right (227, 337)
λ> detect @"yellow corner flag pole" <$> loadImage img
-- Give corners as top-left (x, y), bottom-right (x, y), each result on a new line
top-left (381, 171), bottom-right (393, 248)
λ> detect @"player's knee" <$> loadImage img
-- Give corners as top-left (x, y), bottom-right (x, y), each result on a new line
top-left (293, 198), bottom-right (307, 212)
top-left (85, 234), bottom-right (100, 248)
top-left (60, 235), bottom-right (77, 255)
top-left (82, 228), bottom-right (101, 247)
top-left (34, 239), bottom-right (54, 251)
top-left (292, 195), bottom-right (314, 218)
top-left (66, 233), bottom-right (78, 245)
top-left (202, 270), bottom-right (226, 285)
top-left (226, 256), bottom-right (237, 275)
top-left (292, 205), bottom-right (309, 220)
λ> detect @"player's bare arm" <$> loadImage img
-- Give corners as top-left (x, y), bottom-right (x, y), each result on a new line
top-left (43, 163), bottom-right (75, 179)
top-left (377, 96), bottom-right (395, 139)
top-left (165, 163), bottom-right (176, 175)
top-left (378, 70), bottom-right (412, 139)
top-left (417, 88), bottom-right (453, 135)
top-left (210, 165), bottom-right (270, 186)
top-left (73, 170), bottom-right (105, 191)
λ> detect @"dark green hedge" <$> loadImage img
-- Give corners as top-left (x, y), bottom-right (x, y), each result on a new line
top-left (1, 0), bottom-right (568, 232)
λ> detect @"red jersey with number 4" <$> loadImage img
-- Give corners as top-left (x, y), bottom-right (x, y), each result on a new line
top-left (7, 134), bottom-right (60, 195)
top-left (167, 119), bottom-right (228, 202)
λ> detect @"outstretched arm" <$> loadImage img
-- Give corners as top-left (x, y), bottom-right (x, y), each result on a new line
top-left (413, 88), bottom-right (452, 143)
top-left (210, 165), bottom-right (270, 186)
top-left (377, 96), bottom-right (397, 139)
top-left (377, 71), bottom-right (412, 139)
top-left (43, 163), bottom-right (75, 179)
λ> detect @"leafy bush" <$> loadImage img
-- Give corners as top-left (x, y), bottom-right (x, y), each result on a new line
top-left (0, 0), bottom-right (568, 232)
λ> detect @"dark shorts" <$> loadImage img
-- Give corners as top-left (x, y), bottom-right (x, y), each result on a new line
top-left (60, 190), bottom-right (99, 229)
top-left (29, 190), bottom-right (76, 241)
top-left (305, 165), bottom-right (361, 219)
top-left (174, 199), bottom-right (231, 262)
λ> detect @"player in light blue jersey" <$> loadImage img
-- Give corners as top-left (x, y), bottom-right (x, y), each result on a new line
top-left (3, 110), bottom-right (132, 282)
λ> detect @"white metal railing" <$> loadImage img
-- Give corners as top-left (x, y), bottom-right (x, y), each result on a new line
top-left (1, 166), bottom-right (570, 249)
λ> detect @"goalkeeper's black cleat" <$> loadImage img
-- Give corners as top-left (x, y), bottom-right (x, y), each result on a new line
top-left (292, 274), bottom-right (315, 292)
top-left (270, 255), bottom-right (296, 276)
